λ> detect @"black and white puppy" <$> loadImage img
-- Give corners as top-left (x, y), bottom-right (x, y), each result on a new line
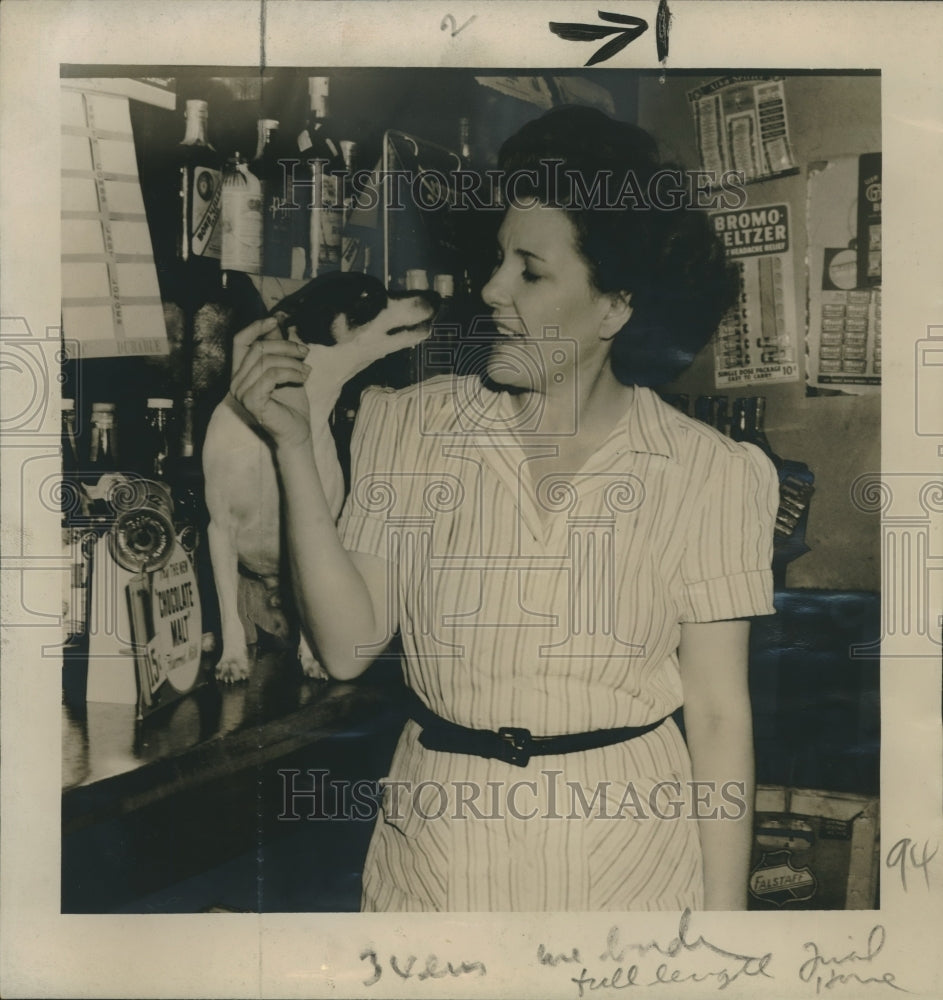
top-left (204, 273), bottom-right (437, 682)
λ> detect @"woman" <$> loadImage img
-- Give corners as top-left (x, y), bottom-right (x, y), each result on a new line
top-left (230, 106), bottom-right (779, 911)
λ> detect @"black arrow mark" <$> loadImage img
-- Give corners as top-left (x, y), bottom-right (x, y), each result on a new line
top-left (549, 10), bottom-right (649, 66)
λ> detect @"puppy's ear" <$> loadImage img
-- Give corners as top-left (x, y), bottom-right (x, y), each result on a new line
top-left (342, 276), bottom-right (388, 329)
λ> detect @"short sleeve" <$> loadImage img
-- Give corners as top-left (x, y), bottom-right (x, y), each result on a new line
top-left (679, 442), bottom-right (779, 622)
top-left (336, 386), bottom-right (402, 560)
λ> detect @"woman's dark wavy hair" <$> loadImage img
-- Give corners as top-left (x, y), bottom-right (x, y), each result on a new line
top-left (498, 105), bottom-right (739, 386)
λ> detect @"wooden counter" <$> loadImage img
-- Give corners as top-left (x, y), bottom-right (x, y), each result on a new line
top-left (61, 589), bottom-right (879, 913)
top-left (62, 649), bottom-right (408, 913)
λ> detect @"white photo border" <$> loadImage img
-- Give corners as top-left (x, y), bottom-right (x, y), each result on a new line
top-left (1, 2), bottom-right (941, 997)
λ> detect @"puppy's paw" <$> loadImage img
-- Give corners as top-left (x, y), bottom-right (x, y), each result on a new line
top-left (299, 642), bottom-right (330, 681)
top-left (216, 649), bottom-right (251, 683)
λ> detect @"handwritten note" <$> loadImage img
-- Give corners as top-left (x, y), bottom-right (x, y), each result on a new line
top-left (539, 909), bottom-right (774, 994)
top-left (441, 13), bottom-right (476, 37)
top-left (798, 926), bottom-right (906, 994)
top-left (360, 949), bottom-right (486, 987)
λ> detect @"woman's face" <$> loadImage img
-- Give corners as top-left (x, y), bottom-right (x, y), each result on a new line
top-left (480, 201), bottom-right (629, 392)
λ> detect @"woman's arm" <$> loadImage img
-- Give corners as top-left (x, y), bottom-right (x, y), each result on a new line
top-left (276, 437), bottom-right (391, 680)
top-left (229, 313), bottom-right (428, 679)
top-left (678, 618), bottom-right (755, 910)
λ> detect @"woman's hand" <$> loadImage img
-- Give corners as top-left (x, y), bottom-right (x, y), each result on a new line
top-left (229, 316), bottom-right (314, 449)
top-left (230, 297), bottom-right (434, 448)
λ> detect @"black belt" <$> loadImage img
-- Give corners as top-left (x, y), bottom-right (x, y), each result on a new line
top-left (406, 689), bottom-right (668, 768)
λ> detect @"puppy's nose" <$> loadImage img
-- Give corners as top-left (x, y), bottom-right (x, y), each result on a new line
top-left (389, 288), bottom-right (441, 318)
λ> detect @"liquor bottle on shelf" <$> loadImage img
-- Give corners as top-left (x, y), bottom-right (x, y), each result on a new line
top-left (339, 140), bottom-right (365, 273)
top-left (405, 269), bottom-right (430, 292)
top-left (433, 272), bottom-right (454, 311)
top-left (173, 389), bottom-right (202, 555)
top-left (177, 99), bottom-right (223, 270)
top-left (750, 396), bottom-right (776, 459)
top-left (432, 272), bottom-right (455, 335)
top-left (297, 76), bottom-right (345, 277)
top-left (61, 398), bottom-right (81, 481)
top-left (88, 402), bottom-right (119, 475)
top-left (138, 394), bottom-right (201, 568)
top-left (82, 401), bottom-right (122, 615)
top-left (179, 389), bottom-right (195, 461)
top-left (694, 395), bottom-right (729, 434)
top-left (458, 116), bottom-right (472, 161)
top-left (220, 151), bottom-right (263, 281)
top-left (343, 138), bottom-right (382, 276)
top-left (426, 273), bottom-right (459, 378)
top-left (144, 398), bottom-right (173, 480)
top-left (61, 399), bottom-right (90, 648)
top-left (728, 395), bottom-right (815, 575)
top-left (730, 397), bottom-right (748, 442)
top-left (251, 118), bottom-right (295, 279)
top-left (733, 396), bottom-right (783, 470)
top-left (660, 393), bottom-right (690, 416)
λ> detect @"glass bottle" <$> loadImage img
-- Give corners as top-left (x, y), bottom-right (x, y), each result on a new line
top-left (179, 390), bottom-right (195, 460)
top-left (458, 116), bottom-right (472, 160)
top-left (405, 269), bottom-right (430, 292)
top-left (177, 99), bottom-right (223, 265)
top-left (661, 393), bottom-right (690, 416)
top-left (174, 389), bottom-right (201, 553)
top-left (730, 397), bottom-right (748, 441)
top-left (751, 396), bottom-right (773, 453)
top-left (61, 398), bottom-right (80, 480)
top-left (694, 395), bottom-right (728, 433)
top-left (297, 77), bottom-right (345, 277)
top-left (88, 402), bottom-right (118, 473)
top-left (251, 118), bottom-right (294, 279)
top-left (61, 399), bottom-right (88, 645)
top-left (145, 398), bottom-right (174, 480)
top-left (730, 396), bottom-right (784, 471)
top-left (221, 151), bottom-right (263, 278)
top-left (433, 272), bottom-right (455, 304)
top-left (339, 139), bottom-right (362, 272)
top-left (429, 273), bottom-right (458, 377)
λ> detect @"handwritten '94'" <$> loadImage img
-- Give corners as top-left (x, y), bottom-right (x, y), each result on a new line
top-left (885, 837), bottom-right (938, 891)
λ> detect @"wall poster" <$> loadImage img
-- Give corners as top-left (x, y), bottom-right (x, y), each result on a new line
top-left (711, 201), bottom-right (800, 387)
top-left (805, 153), bottom-right (882, 393)
top-left (688, 75), bottom-right (799, 184)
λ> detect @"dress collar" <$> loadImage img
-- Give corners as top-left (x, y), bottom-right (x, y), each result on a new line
top-left (460, 376), bottom-right (681, 462)
top-left (618, 386), bottom-right (681, 463)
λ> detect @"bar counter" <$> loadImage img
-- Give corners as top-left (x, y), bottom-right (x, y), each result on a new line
top-left (61, 590), bottom-right (880, 913)
top-left (62, 650), bottom-right (408, 913)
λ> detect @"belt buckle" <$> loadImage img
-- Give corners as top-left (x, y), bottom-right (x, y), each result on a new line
top-left (497, 726), bottom-right (532, 767)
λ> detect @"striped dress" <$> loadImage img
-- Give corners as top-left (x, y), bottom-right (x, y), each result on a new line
top-left (336, 375), bottom-right (778, 911)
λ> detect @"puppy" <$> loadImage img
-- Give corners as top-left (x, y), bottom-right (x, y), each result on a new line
top-left (203, 272), bottom-right (438, 682)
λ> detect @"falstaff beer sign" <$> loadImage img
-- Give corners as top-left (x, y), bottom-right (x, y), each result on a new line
top-left (749, 850), bottom-right (817, 907)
